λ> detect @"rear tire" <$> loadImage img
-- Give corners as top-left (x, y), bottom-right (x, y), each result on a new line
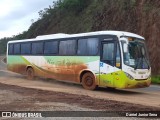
top-left (27, 68), bottom-right (34, 80)
top-left (82, 72), bottom-right (97, 90)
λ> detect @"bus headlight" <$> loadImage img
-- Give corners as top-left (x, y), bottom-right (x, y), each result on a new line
top-left (125, 72), bottom-right (134, 80)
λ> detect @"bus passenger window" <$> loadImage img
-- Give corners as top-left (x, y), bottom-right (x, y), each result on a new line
top-left (78, 38), bottom-right (99, 55)
top-left (14, 43), bottom-right (20, 54)
top-left (87, 38), bottom-right (99, 55)
top-left (32, 42), bottom-right (43, 55)
top-left (21, 43), bottom-right (31, 54)
top-left (77, 39), bottom-right (87, 55)
top-left (59, 40), bottom-right (76, 55)
top-left (8, 44), bottom-right (14, 55)
top-left (44, 41), bottom-right (58, 54)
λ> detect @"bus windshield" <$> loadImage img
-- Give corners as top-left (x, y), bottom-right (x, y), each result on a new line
top-left (122, 38), bottom-right (150, 69)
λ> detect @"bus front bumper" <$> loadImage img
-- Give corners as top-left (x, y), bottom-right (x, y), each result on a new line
top-left (125, 78), bottom-right (151, 89)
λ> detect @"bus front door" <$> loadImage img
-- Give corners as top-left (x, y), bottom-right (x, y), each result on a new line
top-left (99, 41), bottom-right (116, 88)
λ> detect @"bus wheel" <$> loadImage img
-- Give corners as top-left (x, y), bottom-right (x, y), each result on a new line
top-left (82, 72), bottom-right (97, 90)
top-left (27, 68), bottom-right (34, 80)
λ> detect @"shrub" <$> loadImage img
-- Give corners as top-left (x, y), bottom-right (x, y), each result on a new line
top-left (59, 0), bottom-right (91, 14)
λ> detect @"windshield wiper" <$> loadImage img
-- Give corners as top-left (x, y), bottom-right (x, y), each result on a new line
top-left (135, 46), bottom-right (150, 70)
top-left (135, 58), bottom-right (141, 70)
top-left (142, 54), bottom-right (150, 70)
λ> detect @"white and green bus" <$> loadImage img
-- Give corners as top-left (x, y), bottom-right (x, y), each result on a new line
top-left (7, 31), bottom-right (151, 90)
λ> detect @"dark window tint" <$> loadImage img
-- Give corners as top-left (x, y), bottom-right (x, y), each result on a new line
top-left (21, 43), bottom-right (31, 54)
top-left (8, 44), bottom-right (14, 55)
top-left (59, 40), bottom-right (76, 55)
top-left (88, 38), bottom-right (99, 55)
top-left (14, 43), bottom-right (20, 54)
top-left (44, 41), bottom-right (58, 54)
top-left (102, 42), bottom-right (115, 66)
top-left (32, 42), bottom-right (43, 54)
top-left (77, 39), bottom-right (87, 55)
top-left (78, 38), bottom-right (99, 55)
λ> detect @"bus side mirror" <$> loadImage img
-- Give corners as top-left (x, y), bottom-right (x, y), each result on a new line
top-left (123, 43), bottom-right (128, 53)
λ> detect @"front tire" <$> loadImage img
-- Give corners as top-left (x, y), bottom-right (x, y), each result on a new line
top-left (27, 68), bottom-right (35, 80)
top-left (82, 72), bottom-right (97, 90)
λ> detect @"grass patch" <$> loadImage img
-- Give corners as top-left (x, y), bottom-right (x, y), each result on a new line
top-left (152, 76), bottom-right (160, 84)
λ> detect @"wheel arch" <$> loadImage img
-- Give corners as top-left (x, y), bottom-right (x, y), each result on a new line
top-left (26, 65), bottom-right (33, 72)
top-left (79, 70), bottom-right (96, 83)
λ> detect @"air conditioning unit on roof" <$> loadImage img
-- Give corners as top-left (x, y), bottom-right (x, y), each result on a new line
top-left (36, 33), bottom-right (70, 39)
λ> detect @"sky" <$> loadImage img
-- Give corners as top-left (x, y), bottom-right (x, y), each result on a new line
top-left (0, 0), bottom-right (55, 39)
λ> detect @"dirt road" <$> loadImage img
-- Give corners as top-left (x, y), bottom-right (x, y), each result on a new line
top-left (0, 70), bottom-right (160, 107)
top-left (0, 56), bottom-right (160, 108)
top-left (1, 82), bottom-right (159, 111)
top-left (0, 56), bottom-right (160, 120)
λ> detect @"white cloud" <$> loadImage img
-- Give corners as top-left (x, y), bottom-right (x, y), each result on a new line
top-left (0, 0), bottom-right (22, 18)
top-left (0, 0), bottom-right (55, 39)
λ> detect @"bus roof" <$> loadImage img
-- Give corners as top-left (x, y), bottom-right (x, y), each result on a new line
top-left (8, 31), bottom-right (144, 43)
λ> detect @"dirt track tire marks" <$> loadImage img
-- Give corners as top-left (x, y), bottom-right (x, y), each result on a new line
top-left (0, 83), bottom-right (160, 111)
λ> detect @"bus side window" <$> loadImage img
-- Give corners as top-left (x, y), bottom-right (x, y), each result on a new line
top-left (78, 38), bottom-right (99, 56)
top-left (32, 42), bottom-right (44, 55)
top-left (44, 41), bottom-right (58, 54)
top-left (8, 44), bottom-right (14, 55)
top-left (21, 43), bottom-right (31, 55)
top-left (87, 38), bottom-right (99, 55)
top-left (77, 39), bottom-right (87, 55)
top-left (59, 40), bottom-right (76, 55)
top-left (14, 43), bottom-right (20, 54)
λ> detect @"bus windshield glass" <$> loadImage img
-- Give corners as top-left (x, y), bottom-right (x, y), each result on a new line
top-left (122, 38), bottom-right (150, 69)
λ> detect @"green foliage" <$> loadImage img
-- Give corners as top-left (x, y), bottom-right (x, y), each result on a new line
top-left (0, 0), bottom-right (159, 76)
top-left (143, 3), bottom-right (154, 12)
top-left (118, 0), bottom-right (136, 11)
top-left (0, 31), bottom-right (28, 55)
top-left (0, 37), bottom-right (12, 55)
top-left (38, 6), bottom-right (53, 19)
top-left (58, 0), bottom-right (91, 14)
top-left (152, 76), bottom-right (160, 84)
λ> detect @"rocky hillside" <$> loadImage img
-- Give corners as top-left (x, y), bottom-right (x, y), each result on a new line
top-left (0, 0), bottom-right (160, 75)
